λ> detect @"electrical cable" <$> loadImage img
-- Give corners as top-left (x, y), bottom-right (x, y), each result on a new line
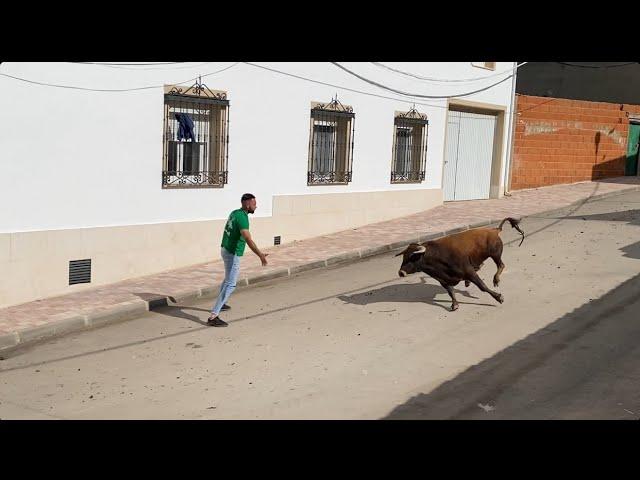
top-left (557, 62), bottom-right (637, 69)
top-left (331, 62), bottom-right (513, 99)
top-left (370, 61), bottom-right (528, 83)
top-left (0, 62), bottom-right (240, 92)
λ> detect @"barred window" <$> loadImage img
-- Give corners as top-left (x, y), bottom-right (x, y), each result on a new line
top-left (162, 80), bottom-right (229, 189)
top-left (390, 107), bottom-right (428, 184)
top-left (308, 98), bottom-right (355, 185)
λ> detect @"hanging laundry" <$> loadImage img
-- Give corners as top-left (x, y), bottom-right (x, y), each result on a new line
top-left (175, 113), bottom-right (196, 141)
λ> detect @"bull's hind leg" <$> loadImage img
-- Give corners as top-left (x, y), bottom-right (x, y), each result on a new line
top-left (438, 281), bottom-right (459, 311)
top-left (492, 258), bottom-right (505, 287)
top-left (491, 241), bottom-right (505, 287)
top-left (492, 256), bottom-right (505, 287)
top-left (467, 272), bottom-right (504, 304)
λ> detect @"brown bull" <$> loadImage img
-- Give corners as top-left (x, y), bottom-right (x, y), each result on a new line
top-left (395, 217), bottom-right (525, 311)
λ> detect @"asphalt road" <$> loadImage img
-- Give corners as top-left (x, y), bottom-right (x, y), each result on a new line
top-left (1, 190), bottom-right (640, 419)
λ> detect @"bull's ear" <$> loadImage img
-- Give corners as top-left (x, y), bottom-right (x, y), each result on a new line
top-left (394, 247), bottom-right (408, 257)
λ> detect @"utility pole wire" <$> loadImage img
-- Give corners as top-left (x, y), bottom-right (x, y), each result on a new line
top-left (331, 62), bottom-right (513, 99)
top-left (371, 62), bottom-right (528, 83)
top-left (0, 63), bottom-right (240, 92)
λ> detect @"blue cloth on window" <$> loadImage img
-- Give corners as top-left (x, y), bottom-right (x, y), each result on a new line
top-left (175, 113), bottom-right (196, 141)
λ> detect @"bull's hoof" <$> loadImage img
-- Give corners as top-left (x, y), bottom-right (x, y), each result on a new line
top-left (464, 280), bottom-right (470, 288)
top-left (493, 279), bottom-right (500, 287)
top-left (496, 294), bottom-right (504, 304)
top-left (451, 303), bottom-right (459, 311)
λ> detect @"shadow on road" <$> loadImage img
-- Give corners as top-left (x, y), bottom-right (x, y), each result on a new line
top-left (621, 241), bottom-right (640, 260)
top-left (561, 209), bottom-right (640, 227)
top-left (155, 307), bottom-right (209, 326)
top-left (552, 208), bottom-right (640, 259)
top-left (383, 272), bottom-right (640, 420)
top-left (0, 277), bottom-right (401, 369)
top-left (338, 277), bottom-right (495, 311)
top-left (132, 293), bottom-right (210, 326)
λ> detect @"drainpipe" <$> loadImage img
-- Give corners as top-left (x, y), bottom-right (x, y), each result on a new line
top-left (502, 61), bottom-right (519, 196)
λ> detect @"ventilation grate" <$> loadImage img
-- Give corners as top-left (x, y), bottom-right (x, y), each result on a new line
top-left (274, 236), bottom-right (281, 246)
top-left (69, 259), bottom-right (91, 285)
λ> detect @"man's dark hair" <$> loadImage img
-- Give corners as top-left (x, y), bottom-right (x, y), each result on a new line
top-left (241, 193), bottom-right (256, 202)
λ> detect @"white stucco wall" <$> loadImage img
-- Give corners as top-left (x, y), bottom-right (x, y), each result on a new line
top-left (0, 62), bottom-right (515, 234)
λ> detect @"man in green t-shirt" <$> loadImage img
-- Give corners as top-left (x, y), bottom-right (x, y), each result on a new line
top-left (208, 193), bottom-right (269, 327)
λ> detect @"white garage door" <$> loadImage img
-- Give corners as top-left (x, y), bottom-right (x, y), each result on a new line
top-left (443, 110), bottom-right (498, 201)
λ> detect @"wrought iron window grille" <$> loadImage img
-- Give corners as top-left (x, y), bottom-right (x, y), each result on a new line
top-left (391, 105), bottom-right (428, 184)
top-left (166, 76), bottom-right (228, 100)
top-left (162, 77), bottom-right (230, 189)
top-left (312, 96), bottom-right (354, 114)
top-left (308, 95), bottom-right (355, 186)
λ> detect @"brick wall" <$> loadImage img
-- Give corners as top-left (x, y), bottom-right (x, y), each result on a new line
top-left (510, 95), bottom-right (640, 190)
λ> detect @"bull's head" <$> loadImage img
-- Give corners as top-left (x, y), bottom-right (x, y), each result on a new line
top-left (395, 243), bottom-right (427, 277)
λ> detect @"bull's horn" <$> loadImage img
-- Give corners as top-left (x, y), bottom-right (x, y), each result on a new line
top-left (414, 245), bottom-right (427, 254)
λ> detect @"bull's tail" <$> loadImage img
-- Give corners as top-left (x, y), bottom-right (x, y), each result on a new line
top-left (498, 217), bottom-right (525, 247)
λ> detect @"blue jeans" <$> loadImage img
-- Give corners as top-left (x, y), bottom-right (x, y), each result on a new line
top-left (211, 247), bottom-right (241, 316)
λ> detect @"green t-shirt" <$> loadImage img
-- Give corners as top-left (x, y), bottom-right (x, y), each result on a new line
top-left (221, 209), bottom-right (250, 256)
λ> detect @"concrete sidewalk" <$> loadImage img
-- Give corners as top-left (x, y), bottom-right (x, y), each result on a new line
top-left (2, 177), bottom-right (640, 353)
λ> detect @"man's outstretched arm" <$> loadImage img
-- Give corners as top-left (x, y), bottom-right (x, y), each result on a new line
top-left (241, 229), bottom-right (268, 266)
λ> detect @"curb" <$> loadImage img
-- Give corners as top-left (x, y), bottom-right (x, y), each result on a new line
top-left (86, 300), bottom-right (148, 328)
top-left (246, 268), bottom-right (290, 285)
top-left (2, 183), bottom-right (640, 355)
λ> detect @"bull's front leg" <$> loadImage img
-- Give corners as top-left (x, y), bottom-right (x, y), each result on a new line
top-left (438, 280), bottom-right (459, 311)
top-left (465, 263), bottom-right (483, 288)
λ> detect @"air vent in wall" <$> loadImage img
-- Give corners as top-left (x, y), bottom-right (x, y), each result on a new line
top-left (69, 259), bottom-right (91, 285)
top-left (274, 236), bottom-right (281, 246)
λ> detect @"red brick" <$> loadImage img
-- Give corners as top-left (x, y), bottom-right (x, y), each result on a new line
top-left (513, 95), bottom-right (638, 188)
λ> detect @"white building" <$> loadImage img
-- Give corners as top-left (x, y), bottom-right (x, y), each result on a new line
top-left (0, 62), bottom-right (516, 308)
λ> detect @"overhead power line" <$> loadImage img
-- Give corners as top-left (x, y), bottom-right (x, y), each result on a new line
top-left (241, 62), bottom-right (450, 109)
top-left (557, 62), bottom-right (638, 69)
top-left (370, 62), bottom-right (528, 83)
top-left (76, 62), bottom-right (186, 66)
top-left (0, 63), bottom-right (240, 92)
top-left (68, 62), bottom-right (214, 71)
top-left (1, 62), bottom-right (525, 114)
top-left (242, 62), bottom-right (525, 114)
top-left (331, 62), bottom-right (514, 99)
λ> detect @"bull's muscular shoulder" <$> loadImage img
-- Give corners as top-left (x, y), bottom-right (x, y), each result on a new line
top-left (423, 240), bottom-right (455, 258)
top-left (434, 228), bottom-right (498, 254)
